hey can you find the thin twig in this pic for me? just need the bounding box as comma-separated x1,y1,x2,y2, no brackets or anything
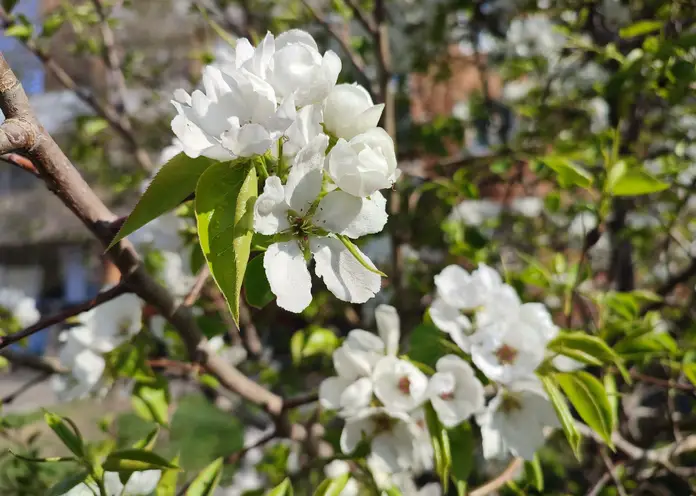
600,450,628,496
0,283,129,350
298,0,373,95
0,349,67,374
469,458,523,496
182,266,210,307
1,153,39,176
0,372,51,405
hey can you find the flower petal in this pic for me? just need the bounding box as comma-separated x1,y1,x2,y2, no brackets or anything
311,236,381,304
285,134,328,215
319,376,352,410
314,190,388,238
264,241,312,312
429,297,473,351
221,122,273,157
340,376,374,414
375,304,400,356
254,176,290,235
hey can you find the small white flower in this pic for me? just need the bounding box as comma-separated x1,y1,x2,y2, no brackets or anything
171,64,294,159
51,335,106,402
266,29,342,107
470,316,547,384
327,128,400,198
340,407,422,473
427,355,485,428
0,288,40,328
447,199,502,227
320,306,400,415
61,470,161,496
254,135,386,312
283,103,323,156
69,291,143,353
324,83,384,140
372,356,429,412
476,379,560,460
429,264,503,351
324,460,360,496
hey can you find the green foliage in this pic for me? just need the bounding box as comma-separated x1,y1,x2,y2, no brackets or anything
541,375,582,458
184,458,223,496
555,372,615,448
168,395,244,471
195,160,257,325
109,153,215,249
313,473,350,496
245,254,275,309
101,449,178,471
268,478,293,496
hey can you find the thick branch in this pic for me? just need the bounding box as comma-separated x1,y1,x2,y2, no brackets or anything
0,283,129,350
0,53,284,416
344,0,377,35
0,349,67,374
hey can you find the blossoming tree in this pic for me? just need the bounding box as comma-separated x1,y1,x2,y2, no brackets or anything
1,0,696,495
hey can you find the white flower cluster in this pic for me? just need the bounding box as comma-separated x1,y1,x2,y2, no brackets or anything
430,264,564,459
0,287,40,328
61,470,161,496
172,30,398,313
319,265,566,482
52,289,143,402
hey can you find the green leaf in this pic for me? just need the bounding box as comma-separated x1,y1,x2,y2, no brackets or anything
313,473,350,496
605,160,627,193
132,425,160,451
244,255,275,309
603,373,619,428
41,11,64,37
408,322,463,368
424,404,450,491
619,20,663,38
540,375,581,458
156,454,180,496
102,449,179,471
44,412,84,458
556,372,615,448
169,395,243,471
609,170,669,196
682,351,696,387
47,471,91,496
524,454,544,492
268,478,293,496
2,0,19,13
132,377,170,426
543,157,593,188
548,332,627,379
109,153,215,249
185,457,223,496
303,327,339,358
8,450,76,463
290,330,305,366
448,422,474,483
4,23,33,41
337,234,387,277
195,160,257,324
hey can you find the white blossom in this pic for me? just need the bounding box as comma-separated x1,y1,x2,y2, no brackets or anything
477,379,560,460
324,460,360,496
320,305,400,416
427,355,485,427
69,290,143,353
326,128,400,198
340,407,423,473
429,264,503,351
0,288,40,328
171,64,295,160
254,135,386,312
51,334,106,402
372,356,429,412
61,470,161,496
324,83,384,140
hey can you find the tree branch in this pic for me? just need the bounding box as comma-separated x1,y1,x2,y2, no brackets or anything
0,349,67,374
0,283,129,350
0,52,284,416
469,458,523,496
343,0,377,35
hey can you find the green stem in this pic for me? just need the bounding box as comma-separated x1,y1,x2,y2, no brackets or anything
255,158,269,182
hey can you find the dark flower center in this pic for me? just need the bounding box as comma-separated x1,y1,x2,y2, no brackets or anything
495,344,519,365
398,376,411,395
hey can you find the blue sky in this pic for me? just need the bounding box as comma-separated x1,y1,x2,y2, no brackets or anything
0,0,44,95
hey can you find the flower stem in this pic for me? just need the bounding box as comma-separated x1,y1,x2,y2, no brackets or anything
255,157,269,182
